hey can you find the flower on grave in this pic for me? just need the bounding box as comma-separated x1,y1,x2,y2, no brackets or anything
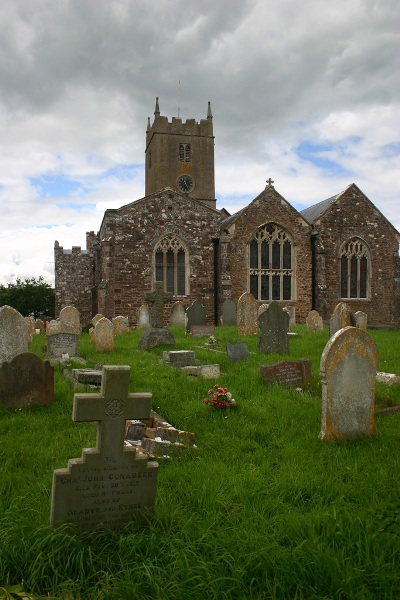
207,335,217,345
204,384,237,410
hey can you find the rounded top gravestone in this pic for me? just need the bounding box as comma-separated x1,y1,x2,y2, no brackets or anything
0,305,31,368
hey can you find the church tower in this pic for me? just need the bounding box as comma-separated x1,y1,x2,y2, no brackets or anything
145,98,216,208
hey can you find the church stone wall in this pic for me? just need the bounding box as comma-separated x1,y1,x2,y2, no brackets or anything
54,242,94,325
314,185,399,327
220,186,313,324
95,191,220,327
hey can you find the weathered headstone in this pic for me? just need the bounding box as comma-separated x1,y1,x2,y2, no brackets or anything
137,305,150,329
257,303,269,317
329,302,352,337
191,324,215,337
59,306,81,334
226,342,249,363
180,364,220,379
47,332,80,358
170,301,186,327
306,310,324,332
319,326,378,441
138,283,176,349
185,300,208,335
354,310,367,330
35,318,45,334
112,316,130,335
237,292,258,335
50,365,158,530
94,317,114,352
260,359,312,387
46,319,61,334
0,352,54,407
258,301,290,354
221,299,236,326
0,305,31,368
163,350,196,368
25,316,36,335
92,313,104,328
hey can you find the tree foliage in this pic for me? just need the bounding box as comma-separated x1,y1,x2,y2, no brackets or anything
0,276,55,318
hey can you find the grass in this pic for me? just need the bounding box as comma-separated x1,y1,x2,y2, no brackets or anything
0,325,399,599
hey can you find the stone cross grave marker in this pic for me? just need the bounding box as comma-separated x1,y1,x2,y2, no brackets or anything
319,326,378,441
145,282,173,328
51,365,158,530
329,302,352,337
0,305,31,368
221,299,236,326
237,292,258,335
258,301,290,354
185,299,207,335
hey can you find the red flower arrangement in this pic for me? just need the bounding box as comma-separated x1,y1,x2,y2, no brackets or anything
204,383,237,410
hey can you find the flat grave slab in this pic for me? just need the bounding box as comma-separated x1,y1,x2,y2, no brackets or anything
260,359,312,387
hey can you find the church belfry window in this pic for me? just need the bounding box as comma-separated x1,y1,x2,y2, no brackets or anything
340,238,370,299
155,235,188,296
178,143,192,162
248,224,294,301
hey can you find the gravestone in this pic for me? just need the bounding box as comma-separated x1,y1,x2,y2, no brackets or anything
260,359,312,387
170,301,186,327
306,310,324,332
257,303,269,317
0,352,54,407
50,365,158,530
226,342,249,363
59,306,81,334
35,319,45,334
137,305,150,329
47,332,80,358
163,350,196,368
237,292,258,335
92,314,104,328
354,310,367,330
191,325,215,337
319,326,378,441
112,316,130,335
46,319,61,334
329,302,352,337
139,283,175,349
0,305,31,368
258,301,290,354
94,317,114,352
25,316,36,335
221,299,236,326
180,364,220,379
185,300,207,335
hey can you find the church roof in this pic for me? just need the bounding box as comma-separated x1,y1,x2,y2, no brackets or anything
300,194,339,224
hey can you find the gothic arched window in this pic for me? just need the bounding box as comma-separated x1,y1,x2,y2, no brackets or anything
178,143,191,162
340,238,370,299
155,235,188,296
249,224,294,301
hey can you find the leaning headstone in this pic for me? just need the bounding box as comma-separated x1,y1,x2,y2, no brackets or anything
226,342,249,363
221,299,236,326
185,300,208,335
92,313,104,328
306,310,324,332
94,317,114,352
0,305,31,368
237,292,258,335
139,283,175,349
329,302,352,337
258,301,290,354
25,316,36,335
50,365,158,530
170,301,186,327
59,306,81,334
112,315,130,335
260,359,312,387
137,305,150,329
354,310,367,330
319,326,378,441
0,352,54,407
47,332,80,358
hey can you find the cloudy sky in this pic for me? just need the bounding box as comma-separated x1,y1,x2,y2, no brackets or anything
1,0,399,286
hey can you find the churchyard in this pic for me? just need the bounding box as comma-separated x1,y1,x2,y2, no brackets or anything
1,322,400,599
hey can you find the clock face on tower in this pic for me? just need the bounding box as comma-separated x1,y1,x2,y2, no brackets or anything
178,174,194,193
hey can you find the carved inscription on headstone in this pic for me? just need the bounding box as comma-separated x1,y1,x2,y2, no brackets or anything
260,359,312,387
46,333,79,358
51,366,158,530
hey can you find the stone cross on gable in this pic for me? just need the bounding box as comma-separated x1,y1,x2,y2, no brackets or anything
50,365,158,530
145,282,173,328
266,177,274,187
73,365,152,459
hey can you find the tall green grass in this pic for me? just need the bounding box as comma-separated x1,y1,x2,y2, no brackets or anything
0,326,399,599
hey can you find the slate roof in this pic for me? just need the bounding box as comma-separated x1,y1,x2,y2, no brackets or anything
300,194,339,224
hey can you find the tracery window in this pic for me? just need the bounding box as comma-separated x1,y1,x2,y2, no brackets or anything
155,235,188,296
249,224,293,301
178,143,192,162
340,238,370,299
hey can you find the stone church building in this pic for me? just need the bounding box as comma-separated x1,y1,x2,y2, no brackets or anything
55,99,400,328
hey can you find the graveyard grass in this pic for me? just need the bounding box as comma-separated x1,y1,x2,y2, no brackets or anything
1,326,400,599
